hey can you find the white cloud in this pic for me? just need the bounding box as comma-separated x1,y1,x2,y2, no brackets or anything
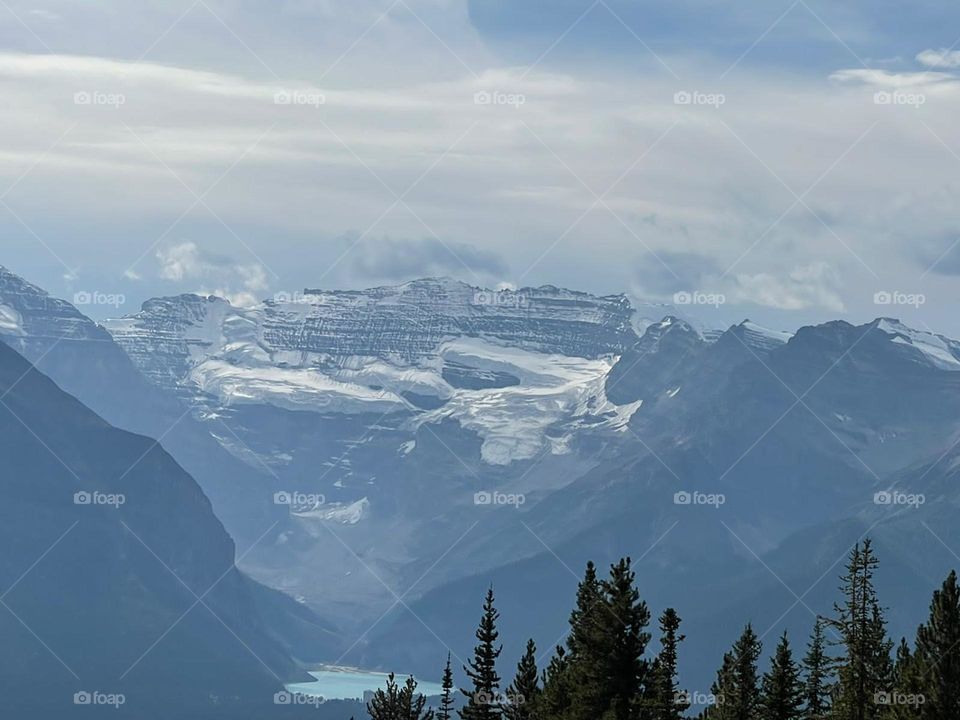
0,41,958,328
156,242,266,306
733,263,845,312
830,68,955,88
917,48,960,69
27,9,61,21
157,242,202,282
197,287,260,308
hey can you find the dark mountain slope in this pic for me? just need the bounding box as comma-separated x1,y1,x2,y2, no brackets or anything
0,265,282,553
0,340,322,718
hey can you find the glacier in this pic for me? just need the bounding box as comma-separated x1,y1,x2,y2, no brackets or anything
105,277,647,465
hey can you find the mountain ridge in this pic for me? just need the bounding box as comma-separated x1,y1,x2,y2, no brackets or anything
6,264,960,700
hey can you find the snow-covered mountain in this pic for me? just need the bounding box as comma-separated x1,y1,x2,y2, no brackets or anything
9,263,960,696
100,278,960,645
93,278,685,624
355,314,960,691
105,278,645,465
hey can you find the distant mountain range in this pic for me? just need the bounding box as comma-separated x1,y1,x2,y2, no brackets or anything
3,264,960,701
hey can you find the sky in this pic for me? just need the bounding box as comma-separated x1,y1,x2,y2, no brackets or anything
1,0,960,335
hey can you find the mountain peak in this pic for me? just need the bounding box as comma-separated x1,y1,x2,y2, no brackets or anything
641,315,697,339
0,266,108,344
870,317,960,371
715,319,794,356
0,264,51,299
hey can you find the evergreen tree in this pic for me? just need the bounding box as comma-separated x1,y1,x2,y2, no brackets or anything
600,557,652,720
368,673,435,720
563,558,652,720
914,570,960,720
460,587,503,720
537,646,571,720
706,624,762,720
760,632,804,720
439,654,456,720
881,639,924,720
566,561,609,720
646,608,689,720
825,539,893,720
504,639,539,720
701,651,735,720
567,562,601,650
730,624,763,720
802,619,832,719
868,604,895,706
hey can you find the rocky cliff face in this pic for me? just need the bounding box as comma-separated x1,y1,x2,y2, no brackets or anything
93,278,650,629
104,278,643,463
106,278,638,387
0,266,108,342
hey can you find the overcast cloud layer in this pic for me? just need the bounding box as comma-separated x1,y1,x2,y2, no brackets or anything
1,0,959,334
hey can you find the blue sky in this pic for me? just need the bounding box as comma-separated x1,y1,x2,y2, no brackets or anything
468,0,960,73
1,0,960,335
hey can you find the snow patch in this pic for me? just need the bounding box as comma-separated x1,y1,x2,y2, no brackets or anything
876,319,960,371
0,304,23,335
190,360,405,412
741,321,794,344
294,497,369,524
417,338,625,465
